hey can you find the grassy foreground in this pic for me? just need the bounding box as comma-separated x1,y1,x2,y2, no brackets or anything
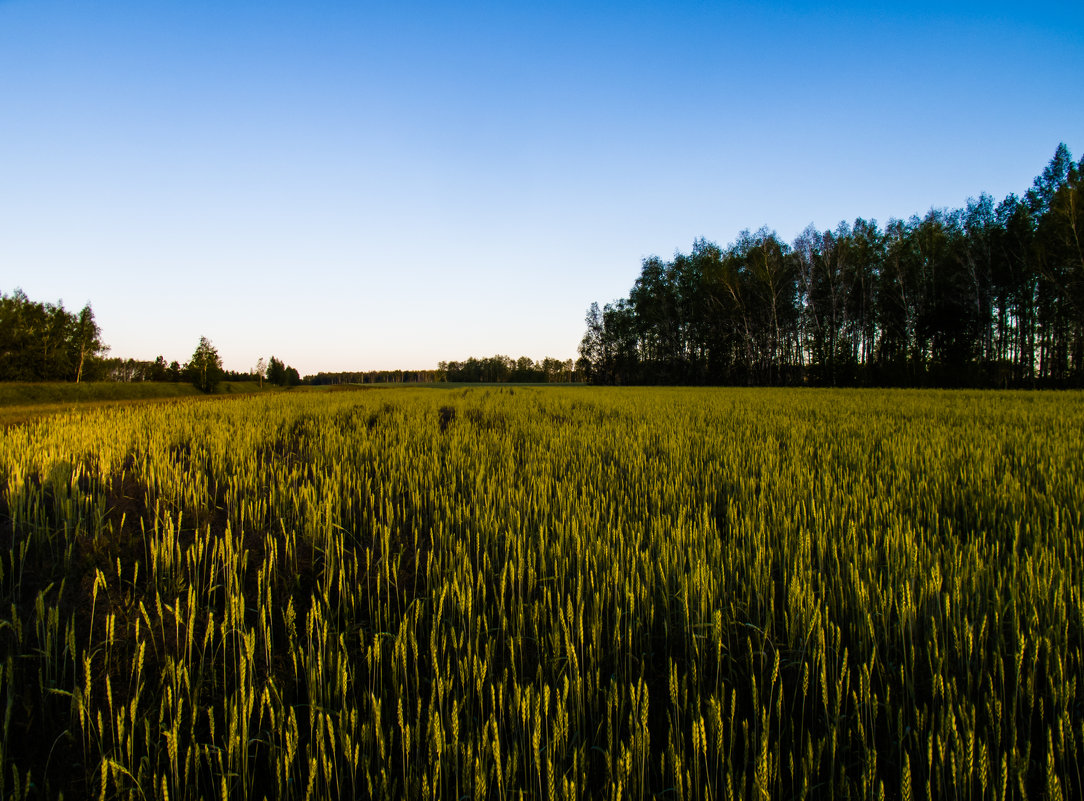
1,387,1082,799
0,381,291,427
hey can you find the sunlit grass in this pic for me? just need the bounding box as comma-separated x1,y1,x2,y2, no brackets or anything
0,381,304,428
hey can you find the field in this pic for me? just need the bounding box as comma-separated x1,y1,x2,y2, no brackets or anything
1,386,1082,800
0,381,291,429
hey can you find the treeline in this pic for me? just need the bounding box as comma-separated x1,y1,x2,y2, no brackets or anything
104,353,300,388
439,355,578,383
105,350,302,393
309,370,443,385
579,144,1084,387
0,290,106,382
310,356,579,385
0,292,303,394
101,355,210,383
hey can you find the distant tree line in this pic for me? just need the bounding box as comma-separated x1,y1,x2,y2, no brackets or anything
579,145,1084,387
308,369,443,385
105,352,300,388
0,297,304,394
118,348,302,393
0,290,106,382
99,357,181,383
309,357,579,385
85,338,229,392
439,355,578,383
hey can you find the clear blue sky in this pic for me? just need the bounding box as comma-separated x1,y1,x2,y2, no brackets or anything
3,0,1082,374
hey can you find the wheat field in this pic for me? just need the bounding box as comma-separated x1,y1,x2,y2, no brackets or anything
1,386,1081,800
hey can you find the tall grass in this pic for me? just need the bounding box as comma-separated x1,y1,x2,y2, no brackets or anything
1,386,1081,799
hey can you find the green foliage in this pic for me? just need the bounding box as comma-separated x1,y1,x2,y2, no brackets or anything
438,355,578,383
0,289,107,381
1,386,1082,799
581,144,1084,387
267,355,301,387
187,336,223,393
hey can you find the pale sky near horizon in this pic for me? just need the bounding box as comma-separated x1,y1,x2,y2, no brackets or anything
2,0,1082,374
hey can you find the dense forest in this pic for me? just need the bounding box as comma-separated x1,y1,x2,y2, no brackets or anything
579,145,1084,387
0,290,106,382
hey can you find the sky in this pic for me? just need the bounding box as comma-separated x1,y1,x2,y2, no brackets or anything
2,1,1082,374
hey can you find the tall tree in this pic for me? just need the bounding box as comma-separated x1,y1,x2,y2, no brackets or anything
69,303,105,382
253,357,267,389
577,302,607,383
188,336,223,393
267,356,285,386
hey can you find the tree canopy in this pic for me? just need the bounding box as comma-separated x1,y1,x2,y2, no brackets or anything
579,144,1084,388
0,290,107,381
266,356,301,387
188,336,224,393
